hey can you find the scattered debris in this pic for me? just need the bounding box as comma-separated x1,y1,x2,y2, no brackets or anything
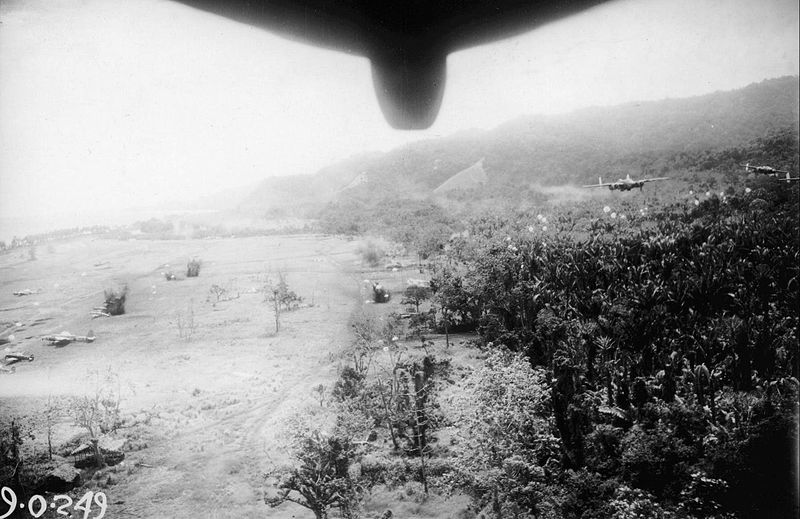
42,331,96,347
13,288,40,296
91,307,111,318
71,442,126,468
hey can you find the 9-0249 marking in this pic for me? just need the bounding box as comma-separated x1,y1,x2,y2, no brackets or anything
2,487,107,519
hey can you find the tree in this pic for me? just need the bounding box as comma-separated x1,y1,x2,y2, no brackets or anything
429,266,475,348
43,394,61,461
265,430,362,519
0,417,32,492
69,368,123,467
401,284,431,314
449,350,558,517
377,355,438,493
262,271,302,334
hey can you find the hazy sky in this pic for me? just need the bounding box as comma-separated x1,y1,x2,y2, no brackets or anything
0,0,798,237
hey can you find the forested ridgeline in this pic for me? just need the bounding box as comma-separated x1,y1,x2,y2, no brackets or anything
240,76,798,219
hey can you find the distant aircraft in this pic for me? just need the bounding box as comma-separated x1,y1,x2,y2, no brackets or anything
740,162,789,176
42,331,96,347
4,353,34,366
13,288,40,296
583,174,669,192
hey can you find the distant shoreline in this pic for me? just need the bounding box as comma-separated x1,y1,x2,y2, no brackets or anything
0,208,224,243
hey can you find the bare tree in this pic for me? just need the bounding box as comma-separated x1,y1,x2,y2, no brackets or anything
262,270,302,334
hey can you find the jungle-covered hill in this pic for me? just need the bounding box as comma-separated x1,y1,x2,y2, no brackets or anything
236,76,798,217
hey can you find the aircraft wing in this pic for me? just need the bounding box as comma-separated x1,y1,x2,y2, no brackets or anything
173,0,609,129
640,177,669,183
582,182,617,188
42,335,72,342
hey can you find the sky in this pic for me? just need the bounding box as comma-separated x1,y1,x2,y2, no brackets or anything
0,0,798,238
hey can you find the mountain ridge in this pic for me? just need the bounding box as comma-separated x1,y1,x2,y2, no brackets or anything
234,75,799,217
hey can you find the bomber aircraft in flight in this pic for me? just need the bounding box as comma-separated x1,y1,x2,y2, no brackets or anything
740,162,790,176
583,174,669,192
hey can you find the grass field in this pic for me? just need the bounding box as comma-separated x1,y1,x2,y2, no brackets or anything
1,233,479,519
0,234,382,518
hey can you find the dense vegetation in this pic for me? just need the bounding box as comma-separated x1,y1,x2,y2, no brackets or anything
319,196,458,259
259,162,799,519
423,180,798,517
260,77,800,519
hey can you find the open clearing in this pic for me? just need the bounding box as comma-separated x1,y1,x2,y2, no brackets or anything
0,234,381,518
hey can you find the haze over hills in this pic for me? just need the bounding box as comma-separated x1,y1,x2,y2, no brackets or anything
227,76,799,218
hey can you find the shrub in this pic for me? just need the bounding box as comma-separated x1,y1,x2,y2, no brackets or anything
207,280,240,307
608,485,671,519
187,258,201,277
332,366,367,402
585,424,624,476
705,395,798,517
540,469,619,519
620,422,696,496
175,300,198,341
